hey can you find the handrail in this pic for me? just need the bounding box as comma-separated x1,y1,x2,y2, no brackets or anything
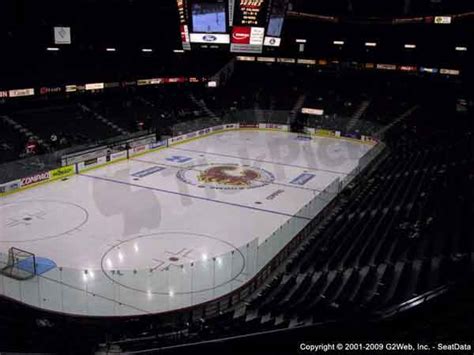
371,284,450,319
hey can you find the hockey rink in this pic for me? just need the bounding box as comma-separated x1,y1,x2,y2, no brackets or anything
0,130,375,315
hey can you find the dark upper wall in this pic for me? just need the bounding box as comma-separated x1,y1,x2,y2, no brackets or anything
0,0,471,88
292,0,474,17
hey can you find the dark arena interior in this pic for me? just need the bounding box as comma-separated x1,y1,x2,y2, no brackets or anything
0,1,473,354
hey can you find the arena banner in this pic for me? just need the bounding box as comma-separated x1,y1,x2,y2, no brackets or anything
297,59,316,65
78,156,107,171
97,156,107,166
399,65,418,72
168,134,187,145
85,158,99,166
9,88,35,98
341,132,361,140
197,128,211,136
315,129,335,137
50,165,75,179
224,123,239,130
0,179,21,194
110,150,127,161
85,82,105,91
236,56,256,61
149,140,168,150
168,136,182,145
130,144,148,156
137,79,153,86
257,57,276,63
264,123,286,130
40,86,62,95
62,147,109,166
65,85,77,93
260,123,284,130
434,16,452,24
212,125,224,132
376,64,397,71
440,68,460,76
21,171,51,187
240,123,258,129
302,107,324,116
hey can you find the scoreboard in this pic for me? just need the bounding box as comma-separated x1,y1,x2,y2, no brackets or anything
176,0,191,50
230,0,267,53
177,0,289,53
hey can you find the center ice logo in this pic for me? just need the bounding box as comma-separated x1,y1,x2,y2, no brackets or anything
177,163,275,190
199,165,260,187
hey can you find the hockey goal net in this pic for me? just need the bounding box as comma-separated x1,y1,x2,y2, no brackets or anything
0,247,37,280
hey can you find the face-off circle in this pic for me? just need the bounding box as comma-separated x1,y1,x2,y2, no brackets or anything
0,200,89,243
101,231,246,295
177,163,275,190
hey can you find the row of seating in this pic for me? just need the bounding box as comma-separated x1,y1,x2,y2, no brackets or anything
0,119,27,162
0,89,210,163
0,67,422,165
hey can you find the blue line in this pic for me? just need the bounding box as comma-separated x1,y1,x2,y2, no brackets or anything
131,157,323,193
79,173,312,221
169,146,352,177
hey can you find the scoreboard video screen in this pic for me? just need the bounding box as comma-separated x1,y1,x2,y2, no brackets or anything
177,0,289,53
264,0,288,47
192,3,227,33
181,0,231,49
267,16,284,37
